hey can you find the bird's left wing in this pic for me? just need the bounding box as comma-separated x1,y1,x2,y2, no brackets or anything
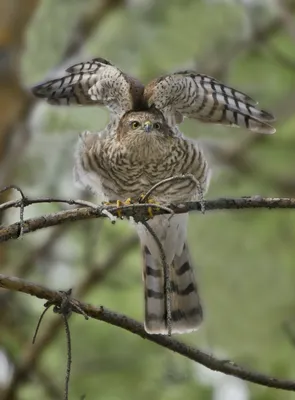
144,70,275,134
31,58,144,117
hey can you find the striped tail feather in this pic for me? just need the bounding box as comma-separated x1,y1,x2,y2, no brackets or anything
142,243,203,334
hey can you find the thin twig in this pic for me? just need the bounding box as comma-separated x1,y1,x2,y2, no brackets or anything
32,303,54,344
62,314,72,400
53,290,73,400
142,221,172,336
33,292,74,400
0,184,26,200
101,208,117,224
140,175,196,203
0,184,28,237
0,196,100,213
33,290,84,400
76,199,118,223
70,299,89,320
72,199,101,209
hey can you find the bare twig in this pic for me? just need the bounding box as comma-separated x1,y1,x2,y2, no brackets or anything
140,175,195,203
0,184,28,236
52,290,74,400
101,208,117,224
33,289,84,400
32,303,54,344
0,273,295,391
32,289,85,400
62,313,71,400
0,184,26,200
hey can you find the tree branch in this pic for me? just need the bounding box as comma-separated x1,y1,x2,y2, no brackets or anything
1,234,137,399
1,196,295,243
0,273,294,392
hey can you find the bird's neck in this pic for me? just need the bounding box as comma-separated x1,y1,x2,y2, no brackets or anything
120,133,173,160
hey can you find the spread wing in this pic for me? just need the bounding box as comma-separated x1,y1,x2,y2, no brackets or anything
31,58,145,117
144,70,276,134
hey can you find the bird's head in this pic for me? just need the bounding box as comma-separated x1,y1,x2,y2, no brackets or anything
117,110,172,141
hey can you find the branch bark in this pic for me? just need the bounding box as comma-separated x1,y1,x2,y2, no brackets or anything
0,273,294,392
1,196,295,243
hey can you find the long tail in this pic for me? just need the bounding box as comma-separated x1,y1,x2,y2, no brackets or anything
142,242,203,334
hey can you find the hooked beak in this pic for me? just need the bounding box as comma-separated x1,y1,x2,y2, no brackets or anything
143,121,152,133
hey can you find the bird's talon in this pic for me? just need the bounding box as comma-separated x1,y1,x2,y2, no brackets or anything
116,200,123,218
103,198,133,218
138,194,161,219
147,206,154,219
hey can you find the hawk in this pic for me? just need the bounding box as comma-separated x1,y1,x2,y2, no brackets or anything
32,57,275,335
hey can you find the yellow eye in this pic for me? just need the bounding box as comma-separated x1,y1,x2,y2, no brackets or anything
153,122,162,130
131,121,140,129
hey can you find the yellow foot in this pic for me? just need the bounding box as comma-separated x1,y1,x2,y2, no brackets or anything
138,194,160,219
102,198,132,218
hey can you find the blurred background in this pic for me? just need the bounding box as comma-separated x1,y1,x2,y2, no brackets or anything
0,0,295,399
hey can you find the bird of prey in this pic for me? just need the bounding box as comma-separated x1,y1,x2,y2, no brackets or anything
32,57,275,335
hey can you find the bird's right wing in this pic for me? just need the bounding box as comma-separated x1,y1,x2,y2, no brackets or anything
31,57,144,117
